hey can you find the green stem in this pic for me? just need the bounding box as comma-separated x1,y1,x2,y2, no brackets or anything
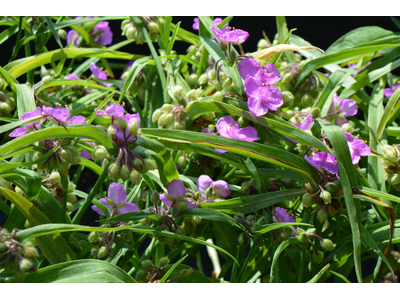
72,160,110,224
223,167,237,180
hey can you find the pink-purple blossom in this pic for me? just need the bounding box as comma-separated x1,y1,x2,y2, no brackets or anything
329,93,358,126
42,106,85,125
9,107,45,137
238,58,281,85
293,114,313,131
305,151,339,175
96,102,125,119
215,116,259,153
90,62,113,87
211,26,249,44
160,179,195,209
273,207,296,223
244,77,283,117
91,182,139,216
384,83,400,98
344,131,370,164
196,174,231,198
193,17,228,31
91,21,113,46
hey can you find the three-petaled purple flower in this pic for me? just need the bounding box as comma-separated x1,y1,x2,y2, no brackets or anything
96,102,125,119
305,151,339,175
90,62,113,87
211,26,249,44
67,17,113,46
196,174,231,198
193,17,228,31
215,116,259,153
9,107,46,137
92,183,139,216
293,114,313,131
329,93,357,126
43,106,85,125
344,131,370,164
160,179,195,209
384,83,400,98
273,207,296,223
238,58,283,117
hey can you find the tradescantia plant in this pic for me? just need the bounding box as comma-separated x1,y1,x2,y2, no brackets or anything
1,15,400,284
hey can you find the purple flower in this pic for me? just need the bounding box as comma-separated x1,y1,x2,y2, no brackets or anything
114,113,140,143
9,107,45,137
91,21,113,46
201,128,214,135
67,30,80,46
196,174,231,198
238,58,281,85
42,106,86,125
90,62,113,87
193,17,228,31
329,93,358,126
211,26,249,44
96,102,125,119
80,149,92,160
344,131,370,164
215,116,259,153
305,151,338,175
244,77,283,117
160,179,195,209
273,207,295,223
384,83,400,98
293,114,313,131
91,183,139,216
67,73,79,81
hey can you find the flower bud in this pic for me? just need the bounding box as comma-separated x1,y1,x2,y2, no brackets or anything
257,39,269,50
195,88,204,99
317,209,327,224
177,156,187,169
281,110,294,120
66,202,74,211
67,193,77,203
159,256,169,267
381,145,397,163
284,226,295,235
88,231,99,243
129,119,139,135
173,85,183,97
24,245,39,259
135,29,145,45
341,123,354,133
208,70,217,81
177,200,189,211
320,239,334,251
281,91,294,103
117,116,128,132
222,77,232,88
198,74,209,86
219,42,227,52
164,112,174,125
391,173,400,185
282,73,292,86
301,94,313,107
42,75,51,85
186,75,197,89
144,159,156,171
92,145,109,161
141,259,153,269
49,171,61,184
238,233,248,246
19,258,36,273
229,50,237,63
151,191,160,204
212,91,224,102
120,164,131,182
148,21,159,34
310,107,320,118
252,223,261,231
98,246,110,258
152,109,163,122
136,269,147,282
214,81,223,91
320,189,331,205
313,251,324,264
108,163,120,181
302,193,314,207
130,169,141,185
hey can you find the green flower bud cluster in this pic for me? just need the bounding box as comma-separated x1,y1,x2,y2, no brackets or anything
381,144,400,190
0,91,15,117
121,17,164,45
152,103,187,130
41,171,77,209
0,229,38,282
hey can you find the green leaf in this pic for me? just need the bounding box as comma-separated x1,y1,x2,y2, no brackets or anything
162,263,213,283
254,222,313,235
159,254,188,283
0,188,76,264
326,26,397,54
307,263,331,283
376,83,400,142
43,17,63,49
270,239,290,279
198,189,306,214
329,270,351,283
175,208,244,229
22,259,136,283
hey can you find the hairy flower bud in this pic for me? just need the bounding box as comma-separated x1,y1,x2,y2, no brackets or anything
120,164,131,182
341,123,354,133
148,21,159,34
88,231,99,243
130,169,141,185
313,251,324,264
67,193,77,203
144,159,156,171
159,256,169,267
302,193,314,207
214,81,223,91
208,70,217,81
49,171,61,184
212,91,224,102
152,109,163,122
19,259,36,273
108,163,120,181
222,77,232,88
141,259,153,269
198,74,209,86
320,239,334,251
24,244,39,259
317,209,327,224
320,189,331,205
97,246,110,259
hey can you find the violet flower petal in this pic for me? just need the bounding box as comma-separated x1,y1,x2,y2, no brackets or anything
274,207,295,223
196,175,213,195
167,179,186,199
107,183,126,204
213,180,231,197
117,202,139,215
238,58,260,80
